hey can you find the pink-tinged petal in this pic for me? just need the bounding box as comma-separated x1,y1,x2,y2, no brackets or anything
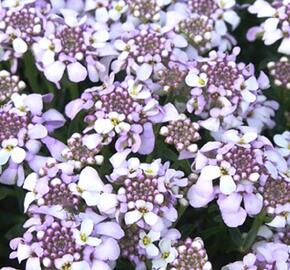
218,193,242,213
220,175,236,195
25,140,41,154
24,94,43,115
136,63,153,81
138,123,155,155
95,222,124,239
244,193,263,215
28,155,49,172
65,99,85,119
41,136,66,161
44,61,65,83
92,261,111,270
187,181,214,207
42,109,66,131
0,166,18,185
28,124,48,139
94,238,120,260
124,210,142,225
221,207,247,227
162,103,179,122
67,62,87,82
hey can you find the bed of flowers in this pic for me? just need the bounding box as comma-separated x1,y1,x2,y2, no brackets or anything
0,0,289,269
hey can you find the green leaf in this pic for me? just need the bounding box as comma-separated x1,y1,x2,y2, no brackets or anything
0,186,14,200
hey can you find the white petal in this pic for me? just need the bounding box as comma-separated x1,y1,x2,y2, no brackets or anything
87,236,102,246
44,61,66,83
13,38,28,53
24,192,36,212
79,166,104,191
82,191,100,206
278,38,290,55
136,63,153,81
266,215,286,228
81,219,94,235
220,175,236,195
72,261,90,270
0,149,10,165
144,212,158,226
17,244,31,263
23,173,38,191
11,147,26,164
200,165,221,180
146,244,159,257
200,117,220,132
67,62,87,82
124,210,142,225
26,257,41,270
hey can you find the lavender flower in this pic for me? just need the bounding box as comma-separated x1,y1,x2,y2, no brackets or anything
65,76,178,155
222,241,289,270
168,0,240,52
0,70,26,103
33,8,113,84
248,0,290,55
0,0,49,56
0,93,65,186
109,152,188,230
10,213,124,270
185,48,276,132
187,129,283,227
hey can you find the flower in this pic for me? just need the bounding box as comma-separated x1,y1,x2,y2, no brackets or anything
268,57,290,89
73,219,102,246
125,200,159,226
139,230,160,257
0,138,25,165
152,239,177,269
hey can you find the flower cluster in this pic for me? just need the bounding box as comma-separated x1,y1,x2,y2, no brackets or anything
268,56,290,89
0,93,64,186
248,0,290,55
185,48,278,132
66,76,178,155
11,160,123,269
187,128,289,227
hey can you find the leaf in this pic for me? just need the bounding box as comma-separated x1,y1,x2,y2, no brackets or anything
228,228,243,250
0,186,14,200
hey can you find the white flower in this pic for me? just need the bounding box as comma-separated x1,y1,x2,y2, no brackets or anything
11,93,43,115
73,219,102,246
128,79,151,99
109,1,128,21
0,138,26,165
199,162,237,195
139,230,160,257
236,76,259,103
274,132,290,157
140,160,160,176
84,29,109,49
124,200,159,226
55,255,90,270
69,167,118,212
185,72,208,87
222,130,258,146
152,239,178,269
94,112,130,134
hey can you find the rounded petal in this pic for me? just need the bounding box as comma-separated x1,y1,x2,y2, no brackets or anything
44,61,66,83
67,62,87,82
13,38,28,53
136,63,153,81
0,149,10,165
220,175,236,195
11,147,26,164
81,219,94,235
124,210,142,225
28,124,48,139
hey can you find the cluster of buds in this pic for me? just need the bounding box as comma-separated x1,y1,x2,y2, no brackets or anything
185,48,276,132
61,133,104,170
0,70,26,103
248,0,290,55
0,93,65,186
170,237,212,270
187,129,287,227
268,57,290,89
65,76,178,155
160,114,200,159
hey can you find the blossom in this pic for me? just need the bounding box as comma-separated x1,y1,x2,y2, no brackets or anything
73,219,102,246
0,138,26,165
268,57,290,89
139,230,160,257
152,239,177,269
